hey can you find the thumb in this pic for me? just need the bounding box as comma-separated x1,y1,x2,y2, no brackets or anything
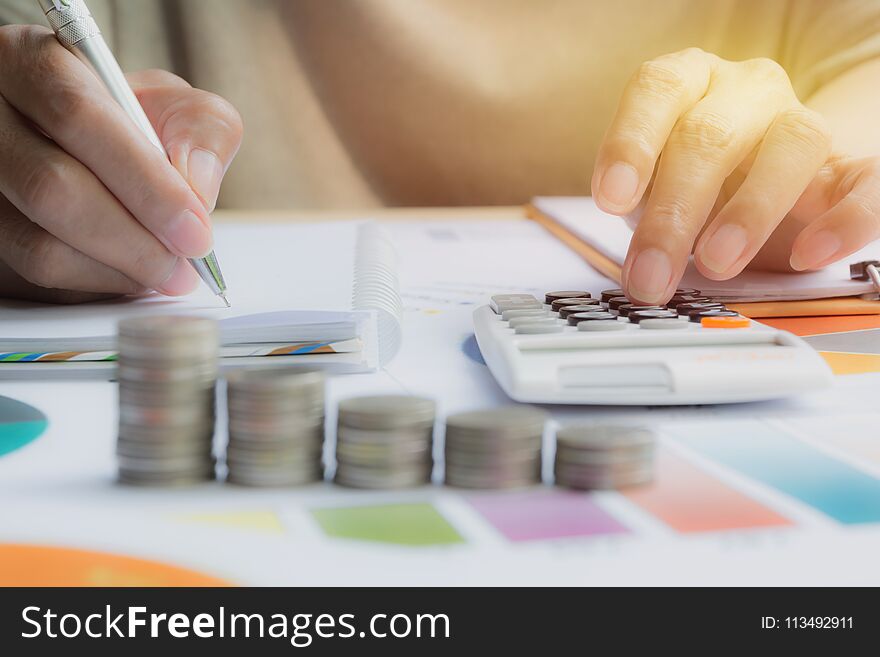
127,70,243,212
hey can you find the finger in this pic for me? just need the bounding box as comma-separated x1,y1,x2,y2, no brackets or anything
0,259,120,304
129,70,243,211
592,48,713,214
0,26,214,258
622,80,787,304
790,158,880,270
0,202,144,295
693,107,831,279
0,96,197,295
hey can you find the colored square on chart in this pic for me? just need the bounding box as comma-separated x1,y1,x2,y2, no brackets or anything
466,490,629,542
310,503,464,546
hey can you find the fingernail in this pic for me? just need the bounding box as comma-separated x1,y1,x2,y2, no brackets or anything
700,224,748,274
187,148,223,212
156,258,199,296
791,230,842,270
166,209,213,257
599,162,640,210
627,247,672,303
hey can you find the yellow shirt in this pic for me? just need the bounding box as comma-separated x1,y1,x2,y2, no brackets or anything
3,0,880,209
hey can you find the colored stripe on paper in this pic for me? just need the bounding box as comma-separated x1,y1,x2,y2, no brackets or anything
467,490,629,542
622,448,791,533
669,421,880,525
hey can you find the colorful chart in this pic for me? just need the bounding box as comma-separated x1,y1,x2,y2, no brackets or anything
0,544,231,586
310,503,464,546
0,395,48,457
669,421,880,525
760,316,880,375
467,490,628,542
623,449,792,534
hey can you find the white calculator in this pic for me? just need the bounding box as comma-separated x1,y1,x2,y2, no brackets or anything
473,289,833,406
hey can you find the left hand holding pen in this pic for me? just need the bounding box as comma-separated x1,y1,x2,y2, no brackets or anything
592,48,880,304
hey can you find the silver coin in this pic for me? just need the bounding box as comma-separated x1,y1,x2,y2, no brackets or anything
228,416,323,436
226,470,322,488
445,407,546,436
336,441,432,462
226,367,325,395
334,466,432,490
555,468,654,491
555,446,655,466
118,315,218,340
444,471,540,490
556,424,655,451
335,425,433,446
337,395,436,430
118,470,215,487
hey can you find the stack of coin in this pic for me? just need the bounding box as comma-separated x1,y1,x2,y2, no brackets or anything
335,395,435,489
225,368,326,487
116,316,219,486
554,424,656,490
444,407,546,489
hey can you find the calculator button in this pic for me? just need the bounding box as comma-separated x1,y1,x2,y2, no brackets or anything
639,318,688,330
516,323,564,334
629,309,679,323
600,288,626,303
558,301,602,318
545,291,591,304
551,298,594,312
677,301,725,315
508,316,557,329
567,311,617,325
701,316,751,329
577,320,626,331
607,296,631,312
689,309,739,322
667,295,713,310
673,288,701,296
491,295,542,313
501,308,549,321
619,304,665,317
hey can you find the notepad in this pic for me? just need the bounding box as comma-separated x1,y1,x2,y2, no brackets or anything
0,221,402,380
531,196,879,302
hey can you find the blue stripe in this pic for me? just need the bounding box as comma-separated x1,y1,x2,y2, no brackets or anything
670,420,880,525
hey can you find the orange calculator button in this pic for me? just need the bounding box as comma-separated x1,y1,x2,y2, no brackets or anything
701,316,751,329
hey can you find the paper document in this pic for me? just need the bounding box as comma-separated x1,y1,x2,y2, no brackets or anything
532,196,879,302
0,221,402,379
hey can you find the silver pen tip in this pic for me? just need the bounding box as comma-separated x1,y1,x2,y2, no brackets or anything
219,293,230,308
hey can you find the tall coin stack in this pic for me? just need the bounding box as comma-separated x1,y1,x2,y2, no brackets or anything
116,316,219,486
225,368,326,487
554,424,656,490
335,395,435,489
444,407,546,489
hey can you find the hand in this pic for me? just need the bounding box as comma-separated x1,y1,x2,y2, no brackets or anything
592,48,880,304
0,25,243,303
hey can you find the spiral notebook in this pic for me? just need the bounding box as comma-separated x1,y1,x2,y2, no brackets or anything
0,221,403,380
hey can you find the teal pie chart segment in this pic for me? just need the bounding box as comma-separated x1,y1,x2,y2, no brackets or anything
0,396,48,457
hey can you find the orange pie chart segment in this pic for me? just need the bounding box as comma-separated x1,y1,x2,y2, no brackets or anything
0,544,232,587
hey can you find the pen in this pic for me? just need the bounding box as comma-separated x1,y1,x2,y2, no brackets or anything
36,0,230,307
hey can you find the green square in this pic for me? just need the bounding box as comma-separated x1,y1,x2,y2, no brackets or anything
310,503,464,546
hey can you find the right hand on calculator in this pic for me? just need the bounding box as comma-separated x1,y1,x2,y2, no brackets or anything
0,25,242,303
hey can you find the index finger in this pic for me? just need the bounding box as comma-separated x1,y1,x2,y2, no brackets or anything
0,27,213,259
592,48,713,214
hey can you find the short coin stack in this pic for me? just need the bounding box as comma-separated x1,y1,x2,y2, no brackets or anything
335,395,435,489
444,407,546,489
225,368,326,487
116,316,219,486
554,424,656,490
